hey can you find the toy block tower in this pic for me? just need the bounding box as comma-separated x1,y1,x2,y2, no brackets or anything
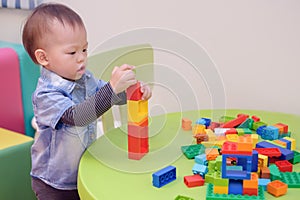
127,81,149,160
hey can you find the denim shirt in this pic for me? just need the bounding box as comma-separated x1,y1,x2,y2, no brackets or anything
31,67,106,190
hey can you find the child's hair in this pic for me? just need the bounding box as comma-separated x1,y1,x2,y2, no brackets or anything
22,3,85,64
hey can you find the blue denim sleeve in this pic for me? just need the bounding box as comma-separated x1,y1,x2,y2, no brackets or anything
33,89,74,129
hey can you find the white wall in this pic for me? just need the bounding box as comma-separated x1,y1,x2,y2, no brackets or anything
1,0,299,116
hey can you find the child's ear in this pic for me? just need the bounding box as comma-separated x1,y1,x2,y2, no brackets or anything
34,49,49,66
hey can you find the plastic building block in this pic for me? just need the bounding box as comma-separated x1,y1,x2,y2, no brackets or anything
283,137,296,151
260,126,279,140
152,166,176,188
256,141,294,160
206,148,220,160
237,118,253,129
195,154,207,165
275,160,293,172
192,163,208,176
258,154,268,168
243,187,258,196
214,185,228,194
260,166,270,179
214,173,229,186
289,150,300,164
174,195,194,200
181,144,205,159
251,115,260,122
280,172,300,188
250,134,259,148
219,116,235,123
279,138,291,150
273,123,288,133
259,178,271,191
222,154,252,180
196,117,211,127
221,114,248,128
224,128,237,135
252,121,267,131
206,184,265,200
237,136,253,153
221,141,252,155
183,174,204,187
254,148,281,158
194,133,208,144
182,118,192,131
192,124,206,135
268,164,281,181
267,180,287,197
126,82,142,100
243,172,258,189
127,100,148,123
207,121,222,130
256,125,266,136
228,179,243,195
226,134,238,142
251,150,258,172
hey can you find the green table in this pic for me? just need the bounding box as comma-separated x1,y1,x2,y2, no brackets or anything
78,110,300,200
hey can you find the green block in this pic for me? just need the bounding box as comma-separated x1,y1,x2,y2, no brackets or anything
206,184,265,200
208,160,217,172
175,195,194,200
219,116,235,123
280,172,300,188
289,150,300,164
181,144,205,159
252,121,267,131
236,128,245,136
269,164,281,181
238,118,253,129
215,155,222,171
214,172,229,186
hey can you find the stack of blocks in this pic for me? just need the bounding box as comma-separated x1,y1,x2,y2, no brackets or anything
127,82,149,160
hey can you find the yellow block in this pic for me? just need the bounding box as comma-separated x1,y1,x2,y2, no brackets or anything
213,185,228,194
202,140,224,148
258,154,268,168
251,134,259,148
283,137,296,151
205,129,216,141
0,128,33,150
192,124,206,135
226,134,238,142
127,100,148,123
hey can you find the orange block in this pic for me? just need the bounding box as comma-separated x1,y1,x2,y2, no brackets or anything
205,148,219,160
182,118,192,130
260,166,270,179
267,180,288,197
237,136,253,152
243,173,258,189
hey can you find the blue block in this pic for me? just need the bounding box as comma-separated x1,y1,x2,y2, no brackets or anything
261,126,279,140
196,118,211,127
252,150,258,172
195,154,207,165
222,154,252,180
152,166,176,188
279,138,292,150
256,141,294,160
192,163,208,176
258,178,271,191
228,179,243,195
256,125,267,136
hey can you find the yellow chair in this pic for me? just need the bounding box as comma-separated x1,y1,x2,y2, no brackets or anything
87,44,154,133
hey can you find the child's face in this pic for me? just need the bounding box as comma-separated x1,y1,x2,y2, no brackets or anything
43,20,88,80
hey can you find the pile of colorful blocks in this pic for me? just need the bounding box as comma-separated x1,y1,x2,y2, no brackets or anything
181,113,300,199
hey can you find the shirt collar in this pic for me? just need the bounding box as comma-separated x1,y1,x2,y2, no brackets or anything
40,67,91,93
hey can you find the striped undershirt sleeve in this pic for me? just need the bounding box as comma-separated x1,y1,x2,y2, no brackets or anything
59,82,127,127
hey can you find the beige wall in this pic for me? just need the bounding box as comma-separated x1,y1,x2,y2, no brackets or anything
1,0,299,116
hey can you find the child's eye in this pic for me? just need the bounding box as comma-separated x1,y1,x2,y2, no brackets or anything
68,51,76,55
83,49,87,53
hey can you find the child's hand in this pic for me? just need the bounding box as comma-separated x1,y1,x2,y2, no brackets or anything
140,82,152,100
110,64,137,94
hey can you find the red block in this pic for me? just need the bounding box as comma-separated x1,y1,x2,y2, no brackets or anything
207,122,222,130
221,141,252,155
126,82,143,100
128,124,149,160
243,188,258,196
251,115,260,122
225,128,237,135
275,160,293,172
254,148,281,158
184,174,205,187
221,115,248,128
